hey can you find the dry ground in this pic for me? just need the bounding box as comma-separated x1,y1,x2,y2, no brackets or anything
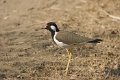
0,0,120,80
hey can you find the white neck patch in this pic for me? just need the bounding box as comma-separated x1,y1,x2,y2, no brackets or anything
50,25,56,31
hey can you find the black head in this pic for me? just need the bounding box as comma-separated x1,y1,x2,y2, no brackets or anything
42,22,60,39
42,22,59,32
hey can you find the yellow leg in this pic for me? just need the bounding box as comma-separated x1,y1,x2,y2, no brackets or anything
65,48,72,75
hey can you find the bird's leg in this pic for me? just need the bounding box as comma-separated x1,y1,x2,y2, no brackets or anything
65,48,72,75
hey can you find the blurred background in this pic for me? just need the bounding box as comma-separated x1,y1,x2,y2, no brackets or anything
0,0,120,80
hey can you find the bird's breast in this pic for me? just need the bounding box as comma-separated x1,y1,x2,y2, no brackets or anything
53,32,68,47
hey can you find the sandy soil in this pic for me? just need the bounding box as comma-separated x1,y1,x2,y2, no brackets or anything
0,0,120,80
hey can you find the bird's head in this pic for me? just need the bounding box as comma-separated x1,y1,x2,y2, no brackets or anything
42,22,59,32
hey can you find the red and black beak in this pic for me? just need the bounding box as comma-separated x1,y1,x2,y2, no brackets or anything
41,25,49,29
41,27,47,29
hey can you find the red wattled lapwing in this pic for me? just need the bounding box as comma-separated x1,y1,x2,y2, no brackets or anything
42,22,102,75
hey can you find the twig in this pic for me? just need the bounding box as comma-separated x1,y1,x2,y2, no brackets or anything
99,8,120,21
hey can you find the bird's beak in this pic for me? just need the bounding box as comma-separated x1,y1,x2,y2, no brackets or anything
41,27,47,29
41,25,48,30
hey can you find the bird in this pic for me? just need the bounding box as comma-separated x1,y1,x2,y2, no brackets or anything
42,22,102,75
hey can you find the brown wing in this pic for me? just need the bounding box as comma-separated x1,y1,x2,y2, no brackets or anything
56,31,92,45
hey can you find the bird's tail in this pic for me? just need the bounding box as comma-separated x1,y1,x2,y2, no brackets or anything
88,39,102,43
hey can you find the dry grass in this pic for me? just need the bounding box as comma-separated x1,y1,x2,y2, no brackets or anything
0,0,120,80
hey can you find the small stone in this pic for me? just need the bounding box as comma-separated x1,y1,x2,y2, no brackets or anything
70,74,77,80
